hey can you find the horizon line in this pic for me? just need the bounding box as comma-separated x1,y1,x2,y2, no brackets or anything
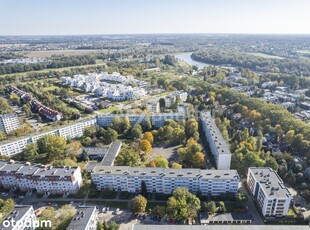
1,32,310,37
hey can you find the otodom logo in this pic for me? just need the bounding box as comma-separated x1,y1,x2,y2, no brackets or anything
2,219,52,229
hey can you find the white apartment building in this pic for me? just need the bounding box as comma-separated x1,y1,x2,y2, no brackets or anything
146,101,160,113
200,110,232,170
67,206,98,230
0,161,82,195
0,114,20,134
164,95,176,108
0,205,36,230
91,166,239,196
62,72,146,101
97,113,185,129
247,167,292,217
172,91,188,102
0,116,96,156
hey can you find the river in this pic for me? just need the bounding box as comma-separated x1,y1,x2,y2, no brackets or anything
174,52,211,69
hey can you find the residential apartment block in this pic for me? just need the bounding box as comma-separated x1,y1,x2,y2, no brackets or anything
0,114,20,134
164,95,176,108
146,101,160,113
0,116,96,156
0,161,83,195
200,110,232,170
0,205,36,230
97,113,185,128
62,72,146,101
247,167,292,217
67,206,98,230
6,85,63,122
172,90,188,102
91,166,239,196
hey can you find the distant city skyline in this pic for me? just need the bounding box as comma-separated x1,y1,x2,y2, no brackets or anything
1,0,310,35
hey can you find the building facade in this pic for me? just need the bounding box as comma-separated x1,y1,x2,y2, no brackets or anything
97,113,185,129
0,116,96,156
0,161,83,195
0,114,20,134
0,205,36,230
91,166,239,196
67,206,98,230
146,102,160,113
247,167,291,217
200,110,232,170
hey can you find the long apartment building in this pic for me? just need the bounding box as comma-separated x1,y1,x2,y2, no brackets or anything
67,206,98,230
91,166,239,196
200,110,232,170
0,161,83,195
0,113,20,134
247,167,292,217
97,113,185,128
0,205,36,230
0,116,96,156
0,112,183,156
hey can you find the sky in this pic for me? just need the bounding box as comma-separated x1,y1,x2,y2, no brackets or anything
1,0,310,35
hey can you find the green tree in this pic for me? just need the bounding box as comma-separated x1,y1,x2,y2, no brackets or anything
131,125,143,139
202,201,217,214
20,143,38,162
115,148,140,167
37,135,67,162
140,181,148,198
166,188,201,221
131,195,147,214
217,201,227,213
146,155,169,168
265,157,279,171
171,162,182,169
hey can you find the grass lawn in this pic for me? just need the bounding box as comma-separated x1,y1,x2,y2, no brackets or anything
98,105,118,114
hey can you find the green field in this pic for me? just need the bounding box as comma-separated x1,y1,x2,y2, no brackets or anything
248,52,283,59
98,105,119,114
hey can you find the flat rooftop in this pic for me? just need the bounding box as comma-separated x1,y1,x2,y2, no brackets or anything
200,110,231,155
249,167,291,198
0,205,33,230
134,225,309,230
67,206,96,230
92,166,239,180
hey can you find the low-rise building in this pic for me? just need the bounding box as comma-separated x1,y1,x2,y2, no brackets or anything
0,161,83,195
0,114,20,134
91,166,239,196
0,205,36,230
200,111,232,170
247,167,291,217
67,206,98,230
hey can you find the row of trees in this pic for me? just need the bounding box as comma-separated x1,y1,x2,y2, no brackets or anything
192,49,310,76
132,188,201,223
17,135,81,165
0,55,96,75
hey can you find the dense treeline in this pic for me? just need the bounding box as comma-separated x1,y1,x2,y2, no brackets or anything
0,55,96,75
192,49,310,76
